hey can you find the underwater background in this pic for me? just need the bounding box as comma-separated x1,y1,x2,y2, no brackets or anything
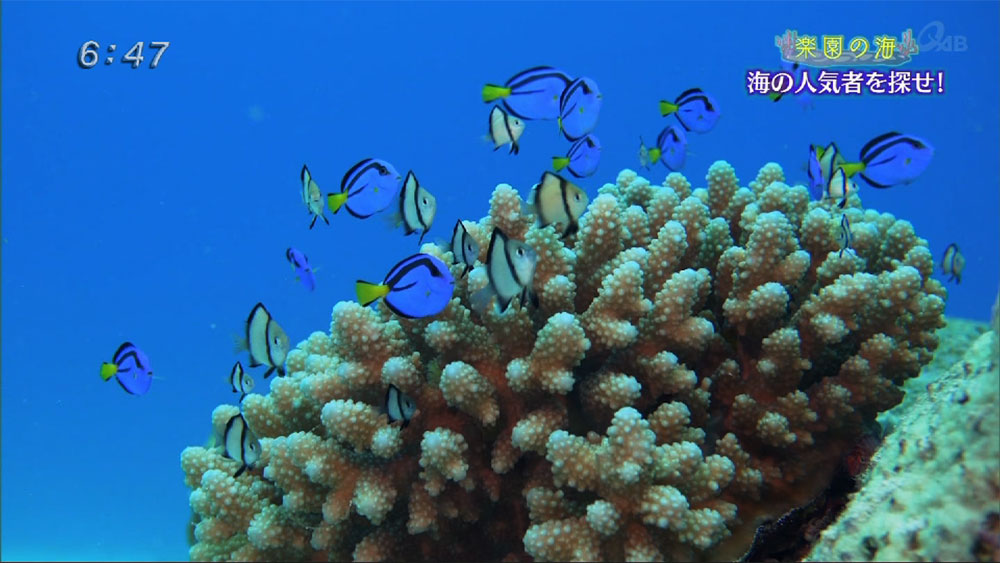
1,1,997,561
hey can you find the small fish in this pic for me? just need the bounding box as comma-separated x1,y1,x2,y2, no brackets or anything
655,125,687,171
807,145,825,201
481,66,571,121
469,228,538,314
100,342,153,395
286,247,316,291
387,171,436,246
941,243,965,283
770,60,815,110
488,105,525,155
242,302,289,379
558,77,602,141
815,142,863,183
223,413,261,478
552,134,601,178
857,132,934,188
356,253,456,319
385,384,417,428
527,171,589,238
229,361,254,403
450,219,479,277
837,214,854,258
300,165,329,229
326,158,403,219
638,136,653,169
826,167,856,209
659,88,720,133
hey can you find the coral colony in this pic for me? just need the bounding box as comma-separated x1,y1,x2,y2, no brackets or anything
182,162,946,561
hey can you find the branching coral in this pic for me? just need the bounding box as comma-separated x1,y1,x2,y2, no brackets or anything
181,162,945,561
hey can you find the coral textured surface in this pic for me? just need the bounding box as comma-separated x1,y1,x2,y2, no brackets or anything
807,328,1000,562
181,163,946,561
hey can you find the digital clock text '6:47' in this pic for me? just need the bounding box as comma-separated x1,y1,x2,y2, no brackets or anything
78,41,170,69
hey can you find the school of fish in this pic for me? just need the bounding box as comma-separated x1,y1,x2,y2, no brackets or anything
100,60,958,481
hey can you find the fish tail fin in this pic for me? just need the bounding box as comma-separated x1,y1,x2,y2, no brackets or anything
841,161,866,178
383,210,404,230
552,157,570,171
100,363,118,381
356,281,390,306
232,334,248,354
469,285,495,316
659,100,678,116
481,84,510,102
649,148,662,165
326,192,348,214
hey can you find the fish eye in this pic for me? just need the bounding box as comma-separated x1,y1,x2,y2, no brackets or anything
422,198,429,205
517,248,524,256
574,194,581,201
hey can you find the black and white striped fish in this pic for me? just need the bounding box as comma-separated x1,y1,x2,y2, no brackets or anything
487,105,524,155
450,219,480,277
300,164,329,229
391,170,437,246
527,171,589,237
826,166,856,209
243,303,289,379
223,413,261,478
385,384,416,428
469,228,538,314
838,214,854,258
228,361,254,403
941,243,965,283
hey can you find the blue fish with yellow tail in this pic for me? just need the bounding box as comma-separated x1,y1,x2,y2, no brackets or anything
101,342,153,395
482,66,571,121
558,77,602,141
856,132,934,188
660,88,720,133
326,158,402,219
656,125,687,171
553,134,601,178
357,253,455,319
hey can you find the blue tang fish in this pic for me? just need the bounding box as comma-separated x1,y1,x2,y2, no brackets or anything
660,88,720,133
807,145,825,200
656,125,687,171
552,134,601,178
101,341,153,395
638,126,686,171
326,158,402,219
856,132,934,188
286,247,316,291
558,77,602,141
482,66,571,121
770,59,815,110
356,253,455,319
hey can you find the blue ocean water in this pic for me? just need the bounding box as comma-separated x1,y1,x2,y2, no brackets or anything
1,1,996,560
